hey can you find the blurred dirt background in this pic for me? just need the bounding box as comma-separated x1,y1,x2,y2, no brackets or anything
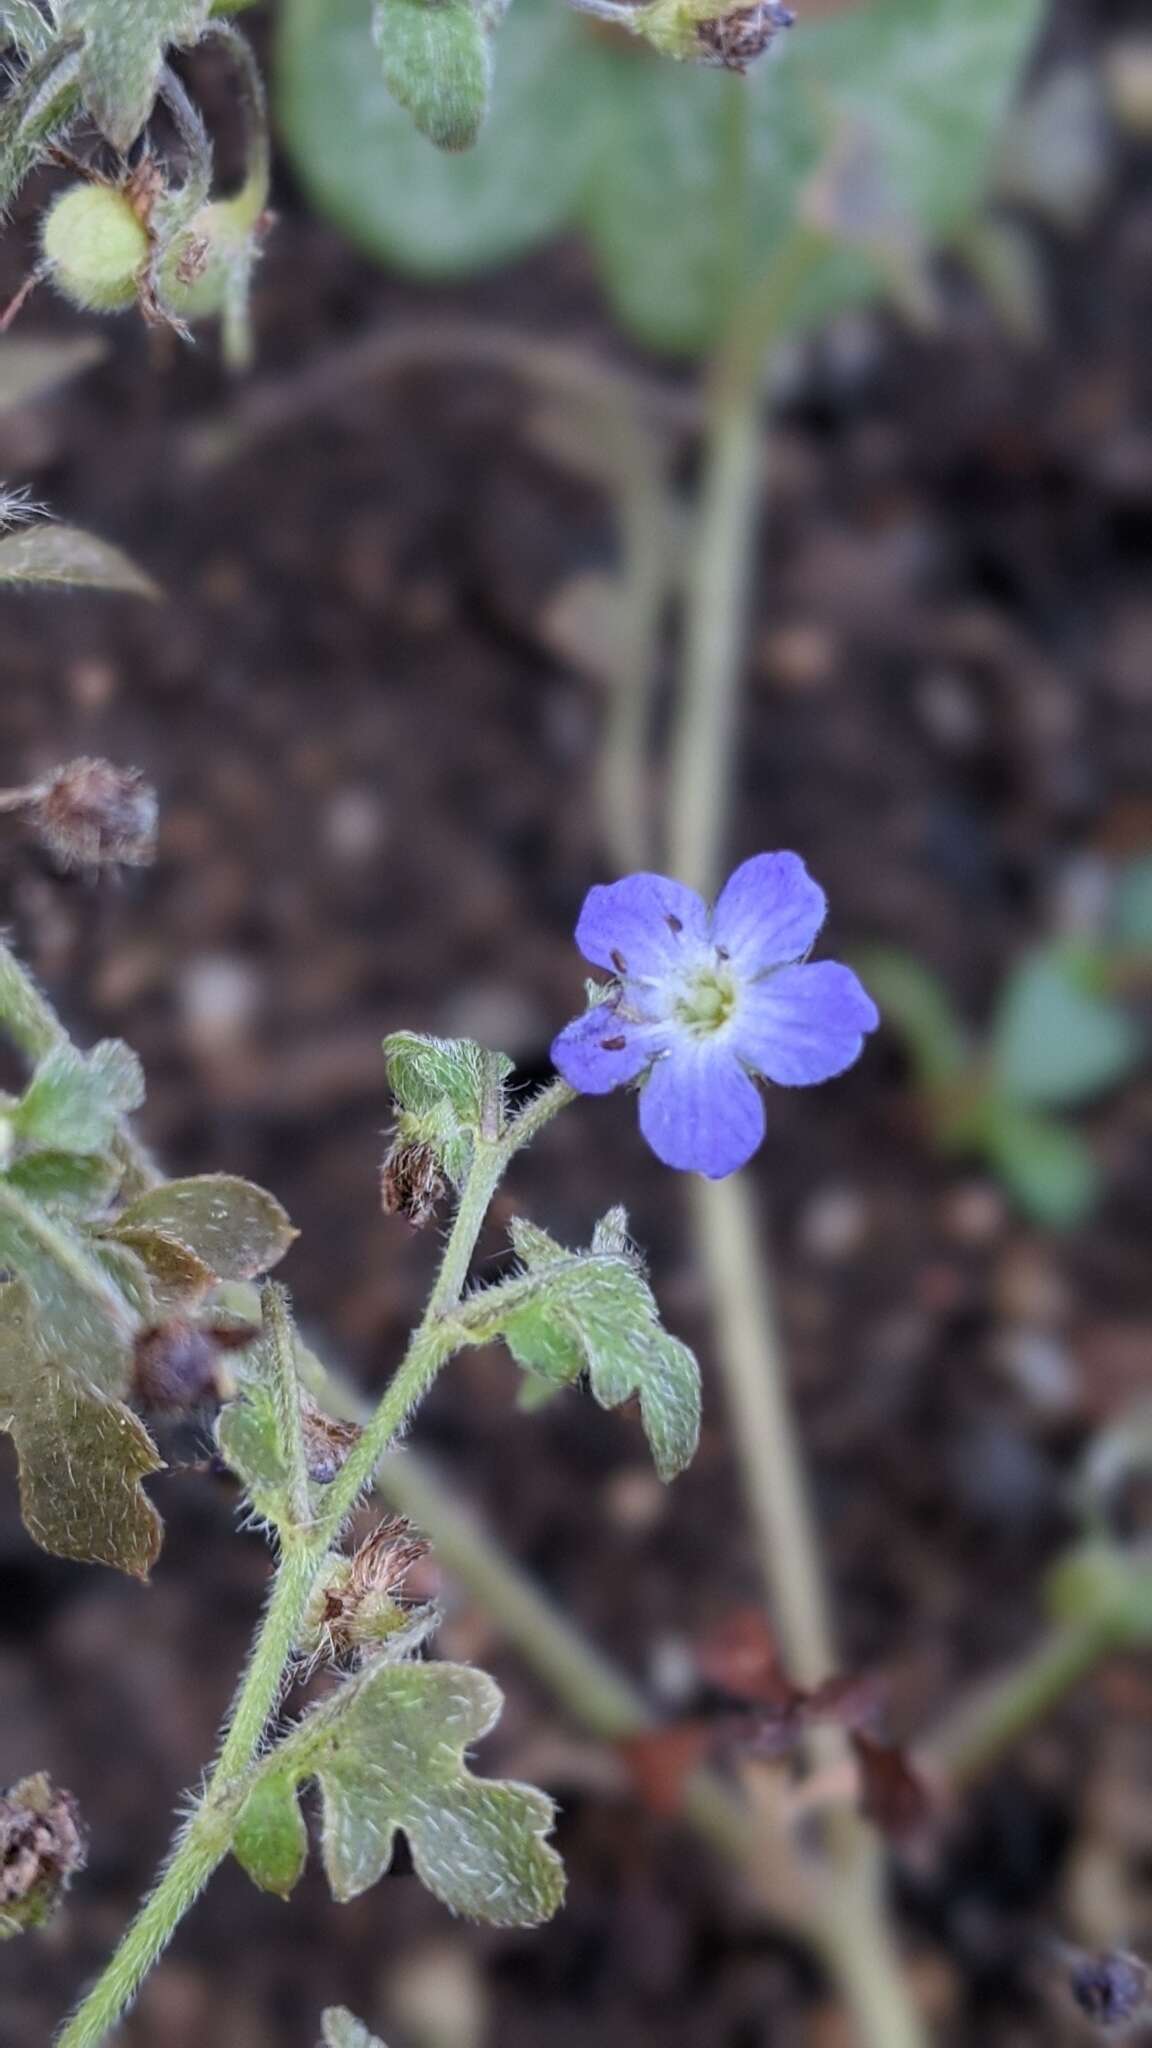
1,0,1152,2041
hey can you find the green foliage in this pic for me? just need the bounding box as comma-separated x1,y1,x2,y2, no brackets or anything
322,2012,387,2048
233,1660,564,1926
278,0,1041,352
373,0,500,152
498,1207,700,1480
56,0,213,149
216,1285,314,1529
0,3,55,60
0,521,159,596
867,939,1145,1228
0,1280,162,1576
231,1769,308,1900
0,1005,296,1573
109,1177,297,1282
990,945,1142,1108
383,1031,512,1185
0,39,82,216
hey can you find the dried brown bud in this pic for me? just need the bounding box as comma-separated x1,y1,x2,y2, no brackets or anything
381,1137,445,1229
132,1317,258,1413
302,1517,433,1665
300,1394,364,1485
30,757,157,871
1068,1950,1151,2029
851,1732,931,1841
0,1774,86,1940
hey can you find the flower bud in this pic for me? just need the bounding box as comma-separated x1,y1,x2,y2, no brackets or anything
1068,1949,1151,2028
41,185,151,315
0,1774,86,1940
29,757,158,871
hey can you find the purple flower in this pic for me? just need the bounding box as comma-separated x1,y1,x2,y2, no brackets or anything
551,854,879,1179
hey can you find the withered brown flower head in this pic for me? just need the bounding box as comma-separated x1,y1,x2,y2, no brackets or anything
31,757,158,871
381,1136,445,1229
0,1774,86,1940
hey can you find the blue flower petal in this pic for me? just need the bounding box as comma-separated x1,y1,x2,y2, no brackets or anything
638,1042,765,1177
551,1005,669,1096
711,853,826,974
575,873,709,982
731,961,879,1086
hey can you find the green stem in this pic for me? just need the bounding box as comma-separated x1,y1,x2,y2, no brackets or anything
666,117,924,2045
919,1614,1118,1790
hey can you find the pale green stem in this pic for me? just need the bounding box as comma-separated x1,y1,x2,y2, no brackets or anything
666,104,924,2046
919,1614,1118,1790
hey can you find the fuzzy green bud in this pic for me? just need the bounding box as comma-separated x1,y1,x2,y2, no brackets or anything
41,184,150,313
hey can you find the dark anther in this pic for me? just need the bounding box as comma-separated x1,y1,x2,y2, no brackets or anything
666,913,684,934
600,1035,627,1051
716,945,730,961
610,949,628,975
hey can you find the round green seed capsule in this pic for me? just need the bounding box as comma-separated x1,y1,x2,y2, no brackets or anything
41,184,150,314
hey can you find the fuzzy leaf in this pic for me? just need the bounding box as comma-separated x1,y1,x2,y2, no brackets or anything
992,947,1142,1109
373,0,493,152
4,1152,120,1217
105,1228,216,1313
322,2012,387,2048
216,1376,287,1519
237,1661,563,1925
233,1771,308,1899
383,1032,512,1186
15,1040,144,1156
215,1290,310,1526
384,1032,512,1127
502,1215,700,1479
0,525,158,597
0,2,55,58
0,1178,136,1393
111,1176,296,1282
0,338,105,417
985,1104,1099,1228
0,39,82,212
277,0,596,275
58,0,212,149
0,1282,162,1576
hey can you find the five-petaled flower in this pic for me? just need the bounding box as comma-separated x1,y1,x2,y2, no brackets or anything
551,853,879,1178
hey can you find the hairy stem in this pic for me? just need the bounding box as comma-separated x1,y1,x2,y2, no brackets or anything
919,1613,1119,1790
55,1098,559,2046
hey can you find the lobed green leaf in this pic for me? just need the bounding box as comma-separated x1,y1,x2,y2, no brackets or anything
111,1175,297,1283
233,1661,564,1927
15,1039,144,1157
57,0,213,150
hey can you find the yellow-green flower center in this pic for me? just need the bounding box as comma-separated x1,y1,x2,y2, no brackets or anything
676,964,737,1034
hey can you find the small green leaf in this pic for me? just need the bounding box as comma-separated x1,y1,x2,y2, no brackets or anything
322,2011,387,2048
216,1375,287,1520
57,0,212,149
0,1282,162,1576
384,1032,512,1127
4,1152,121,1216
383,1032,512,1186
985,1103,1099,1228
104,1228,216,1312
854,948,968,1092
236,1660,564,1926
233,1771,308,1899
0,524,158,597
111,1176,297,1282
277,0,597,275
215,1288,311,1527
0,3,55,58
502,1214,700,1479
15,1039,144,1156
992,945,1142,1108
373,0,493,152
0,39,82,212
0,1178,137,1394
